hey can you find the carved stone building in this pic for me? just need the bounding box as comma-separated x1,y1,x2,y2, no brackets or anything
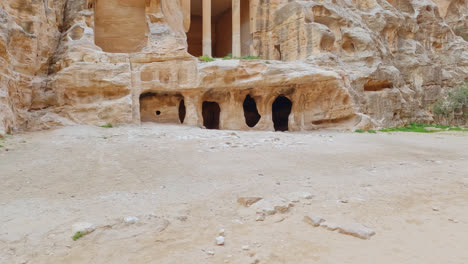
0,0,467,135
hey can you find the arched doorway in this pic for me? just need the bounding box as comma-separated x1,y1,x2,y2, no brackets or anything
272,96,292,132
202,101,221,129
243,95,261,127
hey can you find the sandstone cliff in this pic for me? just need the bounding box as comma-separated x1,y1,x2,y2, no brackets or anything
0,0,467,135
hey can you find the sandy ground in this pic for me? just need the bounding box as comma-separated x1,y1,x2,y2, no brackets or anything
0,124,468,264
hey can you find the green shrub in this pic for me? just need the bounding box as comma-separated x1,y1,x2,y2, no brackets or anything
221,53,261,60
355,129,365,133
433,83,468,118
72,232,86,241
241,56,261,60
223,53,233,60
380,122,468,133
367,130,377,134
199,56,215,62
100,124,113,128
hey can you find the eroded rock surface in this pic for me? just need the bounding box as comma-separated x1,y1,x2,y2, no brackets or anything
1,0,467,134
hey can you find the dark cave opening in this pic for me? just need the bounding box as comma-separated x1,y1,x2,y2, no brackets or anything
243,95,261,127
202,101,221,129
179,99,186,124
272,95,292,132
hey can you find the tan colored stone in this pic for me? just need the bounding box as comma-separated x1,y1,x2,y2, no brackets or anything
0,0,468,134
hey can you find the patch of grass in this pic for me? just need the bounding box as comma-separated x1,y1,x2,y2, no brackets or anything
199,56,215,62
222,53,233,60
72,232,86,241
221,53,261,60
241,55,261,60
100,124,113,128
0,145,3,148
367,130,377,134
448,127,468,131
380,122,468,133
355,129,365,133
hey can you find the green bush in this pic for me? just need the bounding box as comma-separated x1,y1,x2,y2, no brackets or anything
72,232,86,241
100,124,113,128
433,83,468,118
380,123,468,133
199,56,215,62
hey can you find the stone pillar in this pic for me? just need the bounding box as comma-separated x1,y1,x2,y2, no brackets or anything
232,0,241,57
181,0,191,33
183,94,200,126
202,0,212,57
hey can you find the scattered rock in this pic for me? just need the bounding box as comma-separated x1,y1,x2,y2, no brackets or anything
232,219,244,225
216,236,225,246
123,216,139,224
252,200,276,215
432,207,440,212
237,197,263,207
219,229,225,236
339,199,349,204
72,222,96,235
448,218,459,223
242,245,249,251
256,212,266,221
320,222,339,231
303,216,326,227
287,192,314,203
272,198,293,213
251,258,260,264
206,250,215,256
338,223,376,240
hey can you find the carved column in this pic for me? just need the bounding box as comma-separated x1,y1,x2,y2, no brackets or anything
202,0,212,57
232,0,241,57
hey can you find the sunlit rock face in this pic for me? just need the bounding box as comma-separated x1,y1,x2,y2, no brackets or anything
0,0,467,134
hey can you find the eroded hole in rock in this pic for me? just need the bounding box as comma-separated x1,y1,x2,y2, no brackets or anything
274,44,282,60
140,92,185,123
69,26,84,40
243,95,261,127
364,80,394,91
342,38,355,53
202,101,221,129
272,96,292,132
179,99,186,124
94,0,148,53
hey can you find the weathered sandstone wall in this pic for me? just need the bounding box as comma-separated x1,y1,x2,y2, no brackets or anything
0,0,467,135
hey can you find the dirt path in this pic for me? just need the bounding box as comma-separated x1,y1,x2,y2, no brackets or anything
1,124,467,264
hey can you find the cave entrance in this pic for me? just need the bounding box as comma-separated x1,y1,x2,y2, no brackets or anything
179,99,186,124
243,95,261,127
139,92,185,124
202,101,221,129
272,96,292,132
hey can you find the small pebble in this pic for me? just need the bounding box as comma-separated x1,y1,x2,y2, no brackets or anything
216,236,225,246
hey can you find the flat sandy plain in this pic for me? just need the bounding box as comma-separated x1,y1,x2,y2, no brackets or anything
1,124,467,264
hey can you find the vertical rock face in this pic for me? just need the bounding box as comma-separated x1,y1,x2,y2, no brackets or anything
0,0,66,135
0,0,467,134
